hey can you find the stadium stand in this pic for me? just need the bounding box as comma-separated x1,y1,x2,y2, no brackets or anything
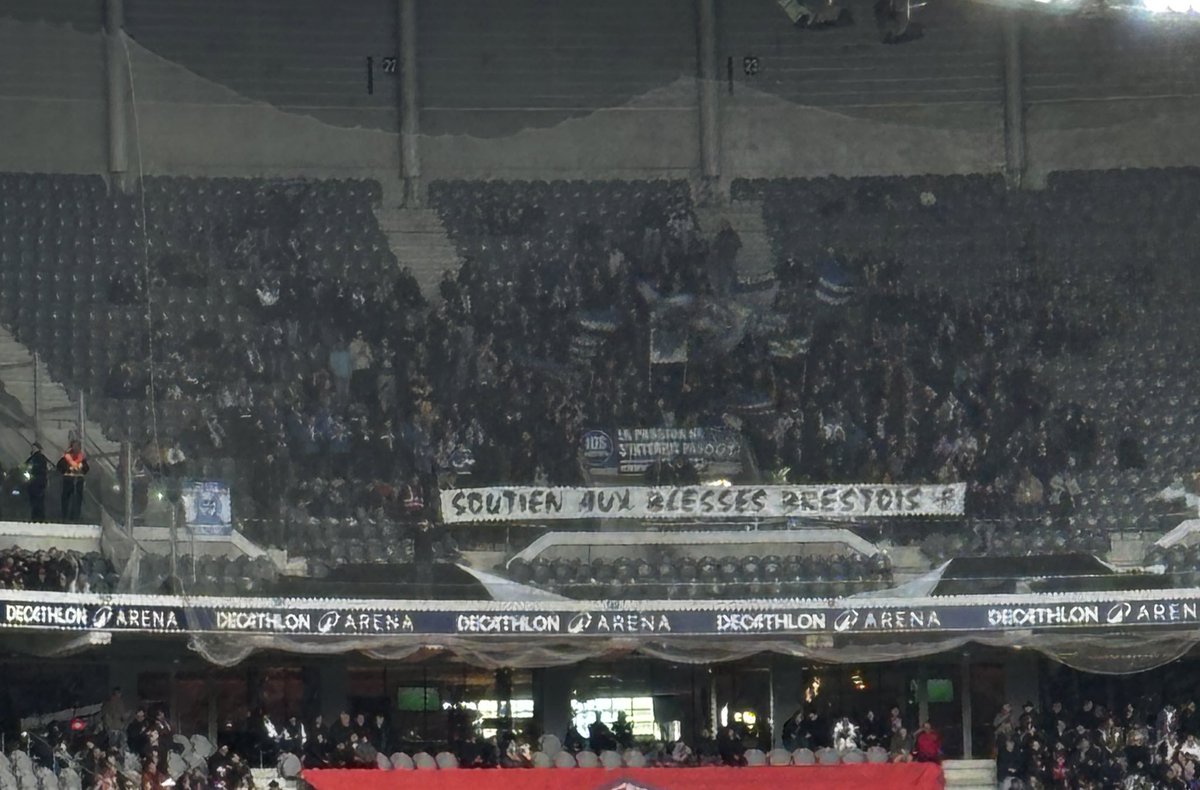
0,545,116,593
16,690,1200,788
504,551,892,600
6,168,1200,589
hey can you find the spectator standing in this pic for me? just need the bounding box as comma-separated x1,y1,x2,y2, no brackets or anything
588,712,615,752
100,688,127,751
329,338,352,406
412,519,435,595
710,219,741,296
24,442,52,522
614,711,634,750
126,709,149,756
56,439,89,521
348,330,375,404
563,724,586,753
372,712,391,754
376,338,397,416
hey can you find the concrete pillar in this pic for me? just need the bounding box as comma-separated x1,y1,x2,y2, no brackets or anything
535,666,575,742
496,669,514,732
206,672,218,743
104,0,130,188
1004,653,1040,714
916,662,929,726
767,665,778,749
771,661,807,748
696,0,721,188
960,653,973,759
109,661,140,706
319,663,349,722
168,669,180,731
398,0,422,206
1003,12,1026,189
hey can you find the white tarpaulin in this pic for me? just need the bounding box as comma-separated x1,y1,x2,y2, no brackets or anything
439,483,966,523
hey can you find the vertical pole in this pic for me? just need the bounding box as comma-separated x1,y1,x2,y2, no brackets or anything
690,667,698,747
122,441,134,535
206,671,218,744
708,669,718,733
917,662,929,728
768,663,778,749
78,389,86,452
697,0,721,188
398,0,422,206
105,0,129,185
32,353,40,446
169,501,178,586
421,664,428,739
168,668,179,731
961,652,973,759
1003,12,1026,188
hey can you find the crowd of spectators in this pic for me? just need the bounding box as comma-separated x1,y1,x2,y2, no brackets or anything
991,697,1200,789
507,550,892,599
5,169,1200,573
19,691,947,790
426,173,1200,565
25,690,1200,789
0,546,115,593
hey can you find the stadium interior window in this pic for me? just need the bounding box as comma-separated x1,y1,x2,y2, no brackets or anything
452,698,535,738
571,696,657,737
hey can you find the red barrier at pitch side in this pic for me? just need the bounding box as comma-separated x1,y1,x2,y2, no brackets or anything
304,764,944,790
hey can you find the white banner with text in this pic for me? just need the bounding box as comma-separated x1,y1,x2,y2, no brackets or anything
439,483,965,523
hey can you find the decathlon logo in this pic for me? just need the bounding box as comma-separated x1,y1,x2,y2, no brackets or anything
91,606,113,629
1107,602,1132,625
833,609,860,633
317,611,340,634
568,612,593,634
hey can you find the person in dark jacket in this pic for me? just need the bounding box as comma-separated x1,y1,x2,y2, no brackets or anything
56,440,89,521
588,712,616,752
996,737,1024,789
328,711,354,749
371,713,390,754
563,724,586,753
717,727,746,766
25,443,52,522
303,732,332,768
126,709,150,756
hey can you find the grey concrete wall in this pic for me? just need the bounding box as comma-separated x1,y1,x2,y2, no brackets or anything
0,18,107,173
1023,13,1200,181
417,0,698,137
420,78,700,179
4,3,1200,182
416,0,700,178
119,32,399,178
124,0,398,132
718,0,1006,179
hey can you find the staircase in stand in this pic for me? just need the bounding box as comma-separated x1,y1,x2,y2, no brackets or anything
372,205,463,299
942,759,997,790
694,199,775,281
0,325,120,468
